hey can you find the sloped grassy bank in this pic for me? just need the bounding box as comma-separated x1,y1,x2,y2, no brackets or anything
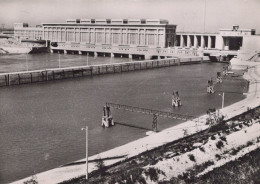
196,147,260,184
58,106,260,184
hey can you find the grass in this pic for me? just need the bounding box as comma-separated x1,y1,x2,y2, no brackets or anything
197,148,260,184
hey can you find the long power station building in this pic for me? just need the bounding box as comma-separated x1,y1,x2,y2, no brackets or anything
43,19,176,48
13,19,260,60
15,19,180,59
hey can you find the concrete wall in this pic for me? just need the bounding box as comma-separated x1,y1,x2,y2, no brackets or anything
215,35,224,50
237,36,260,60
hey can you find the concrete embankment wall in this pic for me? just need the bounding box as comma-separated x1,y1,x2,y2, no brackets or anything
0,57,205,87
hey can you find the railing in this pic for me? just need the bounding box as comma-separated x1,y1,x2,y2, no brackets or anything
0,56,205,87
52,42,200,56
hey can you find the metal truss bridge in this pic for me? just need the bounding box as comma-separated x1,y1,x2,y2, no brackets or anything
106,102,195,132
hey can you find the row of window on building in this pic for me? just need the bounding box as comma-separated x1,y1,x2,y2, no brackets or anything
14,30,43,40
43,30,166,46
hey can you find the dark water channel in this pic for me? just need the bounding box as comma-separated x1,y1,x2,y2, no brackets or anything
0,54,248,183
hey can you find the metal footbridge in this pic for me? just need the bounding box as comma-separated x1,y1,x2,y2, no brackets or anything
105,102,195,132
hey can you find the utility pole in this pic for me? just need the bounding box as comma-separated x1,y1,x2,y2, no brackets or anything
219,92,225,109
81,126,88,180
26,54,28,71
87,53,89,66
221,92,225,109
58,53,61,68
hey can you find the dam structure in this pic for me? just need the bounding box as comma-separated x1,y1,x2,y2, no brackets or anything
13,19,260,61
14,19,202,59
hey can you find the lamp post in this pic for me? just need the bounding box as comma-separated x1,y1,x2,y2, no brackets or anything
26,54,28,71
87,53,89,66
58,53,61,68
219,92,225,109
81,126,88,180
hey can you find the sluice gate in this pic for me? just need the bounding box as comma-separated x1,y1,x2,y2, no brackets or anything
0,57,203,87
103,102,195,132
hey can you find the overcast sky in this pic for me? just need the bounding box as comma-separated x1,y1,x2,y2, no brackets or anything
0,0,259,33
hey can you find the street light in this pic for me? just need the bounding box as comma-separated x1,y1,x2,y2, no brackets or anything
219,92,225,109
58,53,61,68
81,126,88,180
87,53,89,66
26,54,28,71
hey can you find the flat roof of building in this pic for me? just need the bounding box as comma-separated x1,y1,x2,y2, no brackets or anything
42,19,177,26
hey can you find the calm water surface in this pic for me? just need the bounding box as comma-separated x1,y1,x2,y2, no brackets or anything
0,53,132,73
0,54,248,183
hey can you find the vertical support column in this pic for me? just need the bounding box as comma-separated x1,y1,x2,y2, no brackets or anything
8,74,10,86
41,72,44,81
18,74,21,85
111,53,114,58
79,51,82,55
89,67,92,76
180,35,184,48
194,36,198,48
208,36,212,49
224,37,229,50
119,28,122,45
94,52,98,58
94,30,97,44
64,50,67,54
145,55,151,60
144,29,146,46
79,28,81,43
187,35,191,48
152,114,158,132
129,54,132,59
201,36,205,48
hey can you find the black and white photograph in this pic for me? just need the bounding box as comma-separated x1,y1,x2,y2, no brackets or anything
0,0,260,183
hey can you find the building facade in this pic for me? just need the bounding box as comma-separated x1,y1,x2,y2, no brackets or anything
41,19,176,48
14,23,43,41
176,25,256,51
13,20,259,60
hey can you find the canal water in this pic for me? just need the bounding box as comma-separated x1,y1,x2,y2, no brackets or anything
0,54,248,183
0,53,132,73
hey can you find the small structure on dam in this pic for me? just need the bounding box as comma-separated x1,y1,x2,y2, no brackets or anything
207,79,214,94
172,90,182,107
216,72,222,83
102,105,114,128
